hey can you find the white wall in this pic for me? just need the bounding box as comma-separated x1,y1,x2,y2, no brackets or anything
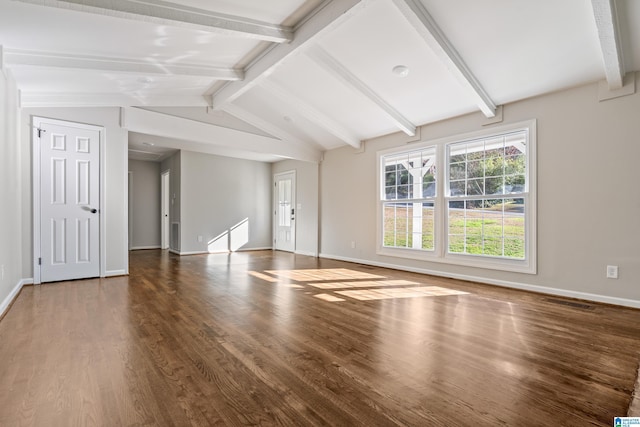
0,71,24,315
320,74,640,306
20,107,129,278
272,160,319,256
129,159,161,249
178,150,272,254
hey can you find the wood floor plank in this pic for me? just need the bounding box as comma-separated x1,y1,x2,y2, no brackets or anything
0,249,639,426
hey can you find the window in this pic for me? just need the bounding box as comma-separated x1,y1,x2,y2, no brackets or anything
377,120,536,274
382,147,436,250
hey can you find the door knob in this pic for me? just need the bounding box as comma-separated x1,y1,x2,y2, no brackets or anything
81,206,98,214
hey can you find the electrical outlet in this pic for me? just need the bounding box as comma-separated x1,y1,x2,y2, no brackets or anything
351,241,356,249
197,235,203,243
606,265,618,279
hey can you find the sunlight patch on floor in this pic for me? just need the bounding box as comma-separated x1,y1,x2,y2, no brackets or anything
313,293,346,302
335,286,469,301
309,279,419,290
264,268,385,282
248,271,280,283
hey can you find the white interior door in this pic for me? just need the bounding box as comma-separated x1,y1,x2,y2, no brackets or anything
161,171,170,249
38,119,100,282
274,171,296,252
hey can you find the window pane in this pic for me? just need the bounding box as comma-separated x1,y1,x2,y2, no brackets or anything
466,179,484,196
485,177,504,195
447,131,527,199
383,202,434,251
449,162,465,180
385,170,396,186
505,155,525,175
447,198,525,259
450,180,465,196
397,185,409,199
420,202,435,250
467,160,484,178
485,157,504,177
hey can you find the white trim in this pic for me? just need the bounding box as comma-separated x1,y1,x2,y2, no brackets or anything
32,116,105,284
170,246,273,256
0,279,31,318
376,119,537,275
122,136,129,275
318,253,640,309
130,246,162,250
238,247,272,252
104,270,127,277
160,170,170,250
295,250,318,257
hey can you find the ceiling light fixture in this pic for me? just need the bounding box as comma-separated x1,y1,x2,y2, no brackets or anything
392,65,410,78
142,142,155,146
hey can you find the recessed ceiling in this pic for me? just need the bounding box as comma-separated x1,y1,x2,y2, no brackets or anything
1,0,638,162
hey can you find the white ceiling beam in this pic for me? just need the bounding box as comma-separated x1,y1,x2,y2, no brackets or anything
5,49,243,80
391,0,496,118
307,46,416,136
0,46,5,77
121,107,322,163
261,81,361,149
211,0,374,107
19,92,209,108
14,0,292,43
220,103,323,157
590,0,625,90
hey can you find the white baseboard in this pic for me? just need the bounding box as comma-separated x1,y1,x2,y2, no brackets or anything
295,250,318,257
104,270,127,277
0,278,32,318
239,247,272,252
174,247,273,256
130,245,161,250
178,250,209,255
319,253,640,309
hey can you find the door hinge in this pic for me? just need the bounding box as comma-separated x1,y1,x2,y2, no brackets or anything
36,128,46,138
38,257,42,265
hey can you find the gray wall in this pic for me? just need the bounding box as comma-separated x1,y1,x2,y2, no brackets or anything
129,159,161,249
177,150,272,254
272,160,319,256
20,107,129,278
0,72,24,313
320,74,640,306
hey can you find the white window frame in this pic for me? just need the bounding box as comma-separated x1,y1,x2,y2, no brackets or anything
376,119,536,274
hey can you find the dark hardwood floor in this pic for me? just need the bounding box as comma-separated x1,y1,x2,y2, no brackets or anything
1,249,639,426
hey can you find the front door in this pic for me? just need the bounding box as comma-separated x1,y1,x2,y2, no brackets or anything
37,118,101,282
274,171,295,252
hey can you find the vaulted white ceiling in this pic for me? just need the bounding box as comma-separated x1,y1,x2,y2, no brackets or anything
1,0,638,162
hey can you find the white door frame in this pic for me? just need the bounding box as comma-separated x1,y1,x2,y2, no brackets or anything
128,171,133,251
161,170,170,250
32,116,106,284
273,170,296,252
